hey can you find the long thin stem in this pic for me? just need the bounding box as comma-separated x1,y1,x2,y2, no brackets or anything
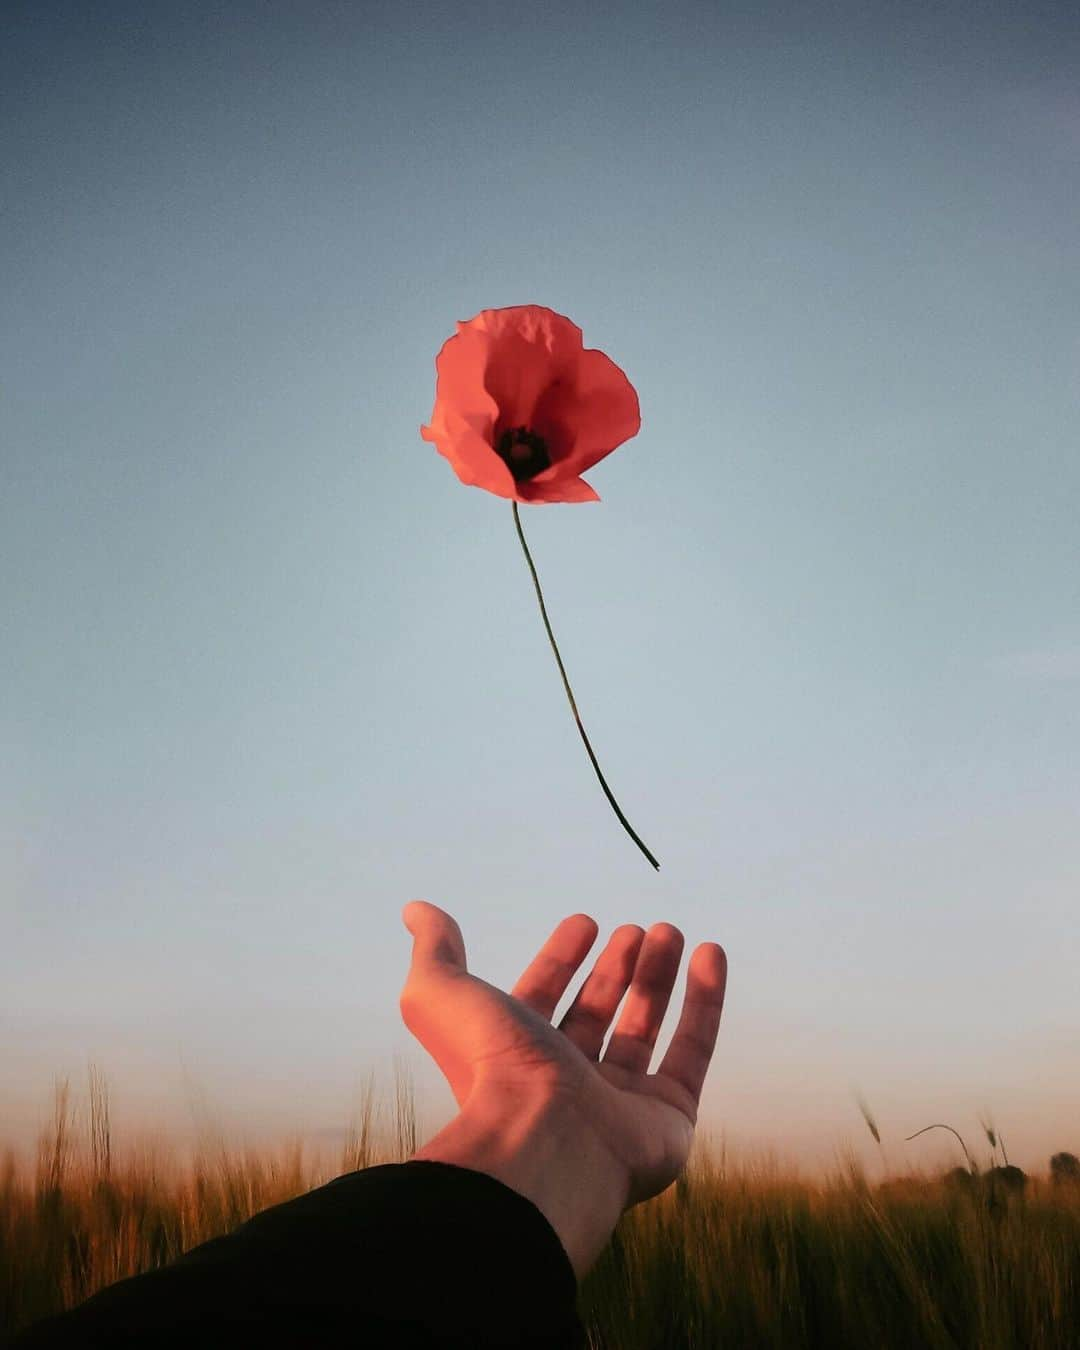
905,1123,977,1173
512,501,659,871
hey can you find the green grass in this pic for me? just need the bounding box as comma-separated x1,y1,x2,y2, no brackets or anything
2,1074,1078,1348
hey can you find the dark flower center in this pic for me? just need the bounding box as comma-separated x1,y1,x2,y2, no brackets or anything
495,425,551,481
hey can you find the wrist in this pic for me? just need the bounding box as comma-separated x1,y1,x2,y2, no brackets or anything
411,1089,629,1282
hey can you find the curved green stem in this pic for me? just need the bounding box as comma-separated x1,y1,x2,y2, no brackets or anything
512,502,660,871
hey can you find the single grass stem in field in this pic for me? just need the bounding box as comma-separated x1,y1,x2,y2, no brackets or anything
980,1113,1011,1168
88,1062,111,1180
855,1092,882,1144
906,1122,978,1173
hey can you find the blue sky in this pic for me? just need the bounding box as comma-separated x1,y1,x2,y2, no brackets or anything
3,0,1078,1172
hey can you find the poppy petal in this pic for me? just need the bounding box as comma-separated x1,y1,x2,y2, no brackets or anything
478,309,584,431
516,473,600,504
421,410,516,498
466,304,584,353
427,327,500,427
482,331,574,432
554,347,641,478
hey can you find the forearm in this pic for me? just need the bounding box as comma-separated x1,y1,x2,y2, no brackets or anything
8,1158,589,1348
412,1092,631,1283
414,1101,626,1282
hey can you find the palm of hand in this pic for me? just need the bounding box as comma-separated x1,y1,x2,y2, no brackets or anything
400,902,727,1209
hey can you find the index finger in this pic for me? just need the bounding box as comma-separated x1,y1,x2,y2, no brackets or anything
654,943,727,1108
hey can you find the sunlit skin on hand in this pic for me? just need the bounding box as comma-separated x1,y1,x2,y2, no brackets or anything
400,901,727,1218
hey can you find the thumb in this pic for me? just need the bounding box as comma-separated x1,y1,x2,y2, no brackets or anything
400,901,477,1110
402,900,468,976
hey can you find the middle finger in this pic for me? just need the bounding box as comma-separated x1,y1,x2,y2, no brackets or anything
555,924,646,1059
602,923,685,1076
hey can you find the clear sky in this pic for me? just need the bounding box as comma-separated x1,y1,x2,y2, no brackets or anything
3,0,1078,1175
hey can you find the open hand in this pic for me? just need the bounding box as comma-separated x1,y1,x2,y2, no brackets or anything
399,900,727,1209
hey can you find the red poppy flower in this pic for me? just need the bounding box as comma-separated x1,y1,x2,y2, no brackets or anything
419,304,659,869
420,304,641,504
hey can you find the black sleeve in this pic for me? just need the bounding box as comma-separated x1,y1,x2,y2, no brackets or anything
5,1160,586,1349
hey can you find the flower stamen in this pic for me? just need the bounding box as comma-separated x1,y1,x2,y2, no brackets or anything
495,426,551,481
